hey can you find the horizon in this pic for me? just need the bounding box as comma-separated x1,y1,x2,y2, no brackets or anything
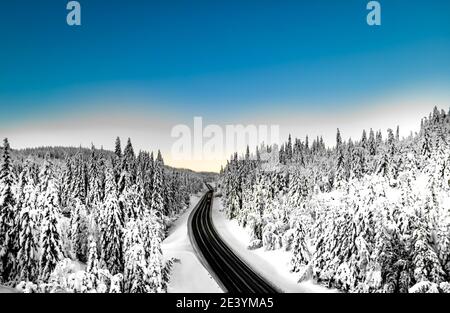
3,102,449,174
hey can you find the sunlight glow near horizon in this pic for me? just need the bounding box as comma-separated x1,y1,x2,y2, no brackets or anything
1,90,448,173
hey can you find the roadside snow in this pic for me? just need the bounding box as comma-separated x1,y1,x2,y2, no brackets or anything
0,285,18,293
211,196,335,293
162,194,222,293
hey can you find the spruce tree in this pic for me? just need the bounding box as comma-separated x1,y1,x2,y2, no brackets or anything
148,231,164,292
70,199,88,262
286,135,293,162
123,220,149,293
368,128,376,156
101,166,124,275
0,138,17,282
114,137,122,158
16,181,39,282
39,180,62,282
290,220,310,272
361,130,367,149
86,236,100,289
123,138,136,176
151,152,165,218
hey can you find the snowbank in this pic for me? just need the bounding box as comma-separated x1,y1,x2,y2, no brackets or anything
0,285,18,293
211,198,335,293
162,194,222,293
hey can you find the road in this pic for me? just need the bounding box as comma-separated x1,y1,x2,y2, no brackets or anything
188,185,278,293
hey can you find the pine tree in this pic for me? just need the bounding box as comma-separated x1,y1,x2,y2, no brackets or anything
123,138,136,182
336,129,342,150
39,180,62,282
147,231,164,292
86,237,99,276
114,137,122,158
72,151,87,203
70,199,88,262
61,156,74,207
376,130,383,146
361,130,367,149
368,128,376,156
421,128,432,159
286,134,293,162
123,220,149,293
87,146,104,208
290,219,311,272
38,154,53,194
101,166,124,275
387,128,395,157
151,152,165,218
16,181,39,282
0,138,17,282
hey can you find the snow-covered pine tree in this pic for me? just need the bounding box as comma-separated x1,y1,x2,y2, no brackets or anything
0,138,17,282
286,135,293,162
61,156,74,208
361,130,367,149
409,199,446,285
114,137,122,158
147,229,164,293
38,154,53,194
35,154,54,228
70,198,88,262
101,166,124,275
123,138,136,182
288,169,304,209
368,128,376,156
71,151,87,204
16,180,39,282
335,130,349,185
86,236,99,278
39,179,63,282
123,220,149,293
87,145,105,208
290,219,311,273
151,151,165,218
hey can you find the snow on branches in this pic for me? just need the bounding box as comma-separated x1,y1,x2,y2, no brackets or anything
220,107,450,293
0,137,194,292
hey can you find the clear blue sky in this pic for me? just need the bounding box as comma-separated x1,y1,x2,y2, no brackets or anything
0,0,449,172
1,0,449,120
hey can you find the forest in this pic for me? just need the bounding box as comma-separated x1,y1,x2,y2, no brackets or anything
219,107,450,293
0,137,204,292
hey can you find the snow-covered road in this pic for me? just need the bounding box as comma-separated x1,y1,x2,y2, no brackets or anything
211,197,335,293
162,194,222,293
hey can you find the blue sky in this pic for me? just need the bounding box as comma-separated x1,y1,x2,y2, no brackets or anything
0,0,449,170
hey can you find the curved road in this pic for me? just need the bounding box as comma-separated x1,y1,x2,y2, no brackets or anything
188,185,278,293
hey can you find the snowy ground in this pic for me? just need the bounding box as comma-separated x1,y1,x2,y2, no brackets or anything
0,285,18,293
162,194,222,293
211,196,335,293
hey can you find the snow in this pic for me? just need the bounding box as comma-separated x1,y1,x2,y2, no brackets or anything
69,260,87,272
162,194,222,293
0,285,18,293
211,197,335,293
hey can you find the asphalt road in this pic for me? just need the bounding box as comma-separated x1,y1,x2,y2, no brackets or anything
189,185,278,293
